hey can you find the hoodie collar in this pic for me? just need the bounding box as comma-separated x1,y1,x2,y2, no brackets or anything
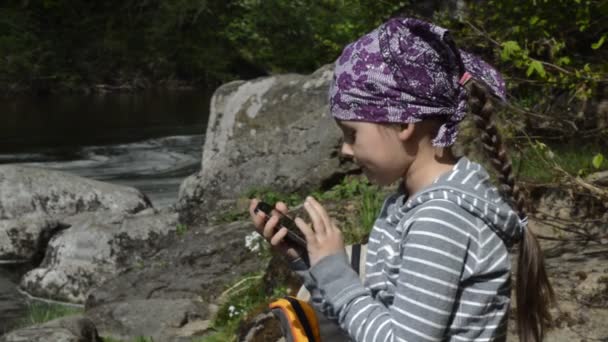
389,156,524,248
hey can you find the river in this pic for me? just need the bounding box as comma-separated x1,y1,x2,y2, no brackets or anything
0,89,212,333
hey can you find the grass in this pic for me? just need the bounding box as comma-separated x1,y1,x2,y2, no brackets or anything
19,301,83,327
313,176,386,243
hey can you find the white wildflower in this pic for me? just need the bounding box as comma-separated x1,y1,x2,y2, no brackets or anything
228,305,241,318
245,231,263,253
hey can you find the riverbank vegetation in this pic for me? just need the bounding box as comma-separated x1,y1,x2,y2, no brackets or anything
18,301,83,327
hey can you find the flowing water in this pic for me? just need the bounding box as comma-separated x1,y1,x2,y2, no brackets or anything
0,89,212,333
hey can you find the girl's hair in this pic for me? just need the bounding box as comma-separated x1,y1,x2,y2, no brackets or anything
464,79,555,342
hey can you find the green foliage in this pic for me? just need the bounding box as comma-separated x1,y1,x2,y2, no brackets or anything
592,153,605,170
512,143,608,182
19,301,83,327
314,176,385,243
314,176,374,201
223,0,407,73
246,188,303,208
175,223,189,236
442,0,607,105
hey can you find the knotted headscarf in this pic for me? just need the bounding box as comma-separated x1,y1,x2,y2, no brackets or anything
329,18,506,147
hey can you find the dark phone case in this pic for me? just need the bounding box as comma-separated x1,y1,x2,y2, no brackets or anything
254,201,310,267
254,202,307,248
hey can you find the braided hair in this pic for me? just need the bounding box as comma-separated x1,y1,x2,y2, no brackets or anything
464,79,555,342
440,30,555,340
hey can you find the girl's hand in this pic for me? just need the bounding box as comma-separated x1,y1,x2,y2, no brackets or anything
295,196,345,267
249,198,301,261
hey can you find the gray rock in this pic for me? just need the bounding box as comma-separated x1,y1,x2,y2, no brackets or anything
87,299,206,342
0,165,151,220
0,165,152,263
0,215,66,263
85,221,267,341
19,210,178,303
177,65,358,224
0,315,101,342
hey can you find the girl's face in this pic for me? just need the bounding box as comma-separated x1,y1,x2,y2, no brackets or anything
337,120,413,186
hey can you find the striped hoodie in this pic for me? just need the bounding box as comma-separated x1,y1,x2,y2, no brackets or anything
292,156,525,341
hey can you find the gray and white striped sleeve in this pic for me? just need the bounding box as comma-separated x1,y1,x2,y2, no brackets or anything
290,257,340,320
310,201,476,341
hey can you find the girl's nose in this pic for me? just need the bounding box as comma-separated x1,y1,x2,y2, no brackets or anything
340,142,354,158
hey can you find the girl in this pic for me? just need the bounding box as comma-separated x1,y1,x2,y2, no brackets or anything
250,18,554,342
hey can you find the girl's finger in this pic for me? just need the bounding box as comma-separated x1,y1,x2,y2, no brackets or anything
262,215,280,240
249,198,259,216
307,197,333,231
294,217,315,241
250,198,273,233
275,201,290,216
304,200,325,235
270,227,288,247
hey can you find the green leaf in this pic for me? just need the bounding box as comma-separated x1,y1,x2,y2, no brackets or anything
591,35,606,50
529,16,540,25
526,60,546,78
501,40,521,61
557,56,571,66
592,153,604,169
584,63,591,72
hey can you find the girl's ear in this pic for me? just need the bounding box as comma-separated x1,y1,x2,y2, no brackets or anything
397,123,415,142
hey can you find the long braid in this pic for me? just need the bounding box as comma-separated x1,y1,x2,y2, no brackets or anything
465,81,526,217
465,80,555,342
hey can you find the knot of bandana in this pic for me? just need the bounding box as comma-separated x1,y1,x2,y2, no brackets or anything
329,18,507,147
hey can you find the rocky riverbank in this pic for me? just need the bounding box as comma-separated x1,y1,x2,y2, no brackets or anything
1,64,607,341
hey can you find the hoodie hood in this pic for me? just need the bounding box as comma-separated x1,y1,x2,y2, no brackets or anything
394,156,525,248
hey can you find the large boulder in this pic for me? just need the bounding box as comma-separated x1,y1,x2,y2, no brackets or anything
0,165,152,263
0,165,151,220
177,65,358,224
19,209,178,303
85,220,267,341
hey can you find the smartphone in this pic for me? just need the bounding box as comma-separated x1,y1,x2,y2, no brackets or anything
254,201,307,249
254,201,310,266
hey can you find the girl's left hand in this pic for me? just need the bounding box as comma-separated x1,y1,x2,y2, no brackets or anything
295,196,345,267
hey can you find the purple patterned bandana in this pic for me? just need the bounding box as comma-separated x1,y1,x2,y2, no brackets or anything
329,18,506,147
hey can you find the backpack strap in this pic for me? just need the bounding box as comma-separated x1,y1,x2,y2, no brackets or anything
284,296,317,342
350,243,361,275
269,296,320,342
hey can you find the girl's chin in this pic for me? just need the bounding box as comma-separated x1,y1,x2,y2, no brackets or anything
363,169,397,186
362,170,382,186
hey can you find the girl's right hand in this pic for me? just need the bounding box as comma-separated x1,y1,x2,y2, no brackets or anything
249,198,302,261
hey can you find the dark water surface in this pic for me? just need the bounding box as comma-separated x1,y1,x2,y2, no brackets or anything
0,90,212,333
